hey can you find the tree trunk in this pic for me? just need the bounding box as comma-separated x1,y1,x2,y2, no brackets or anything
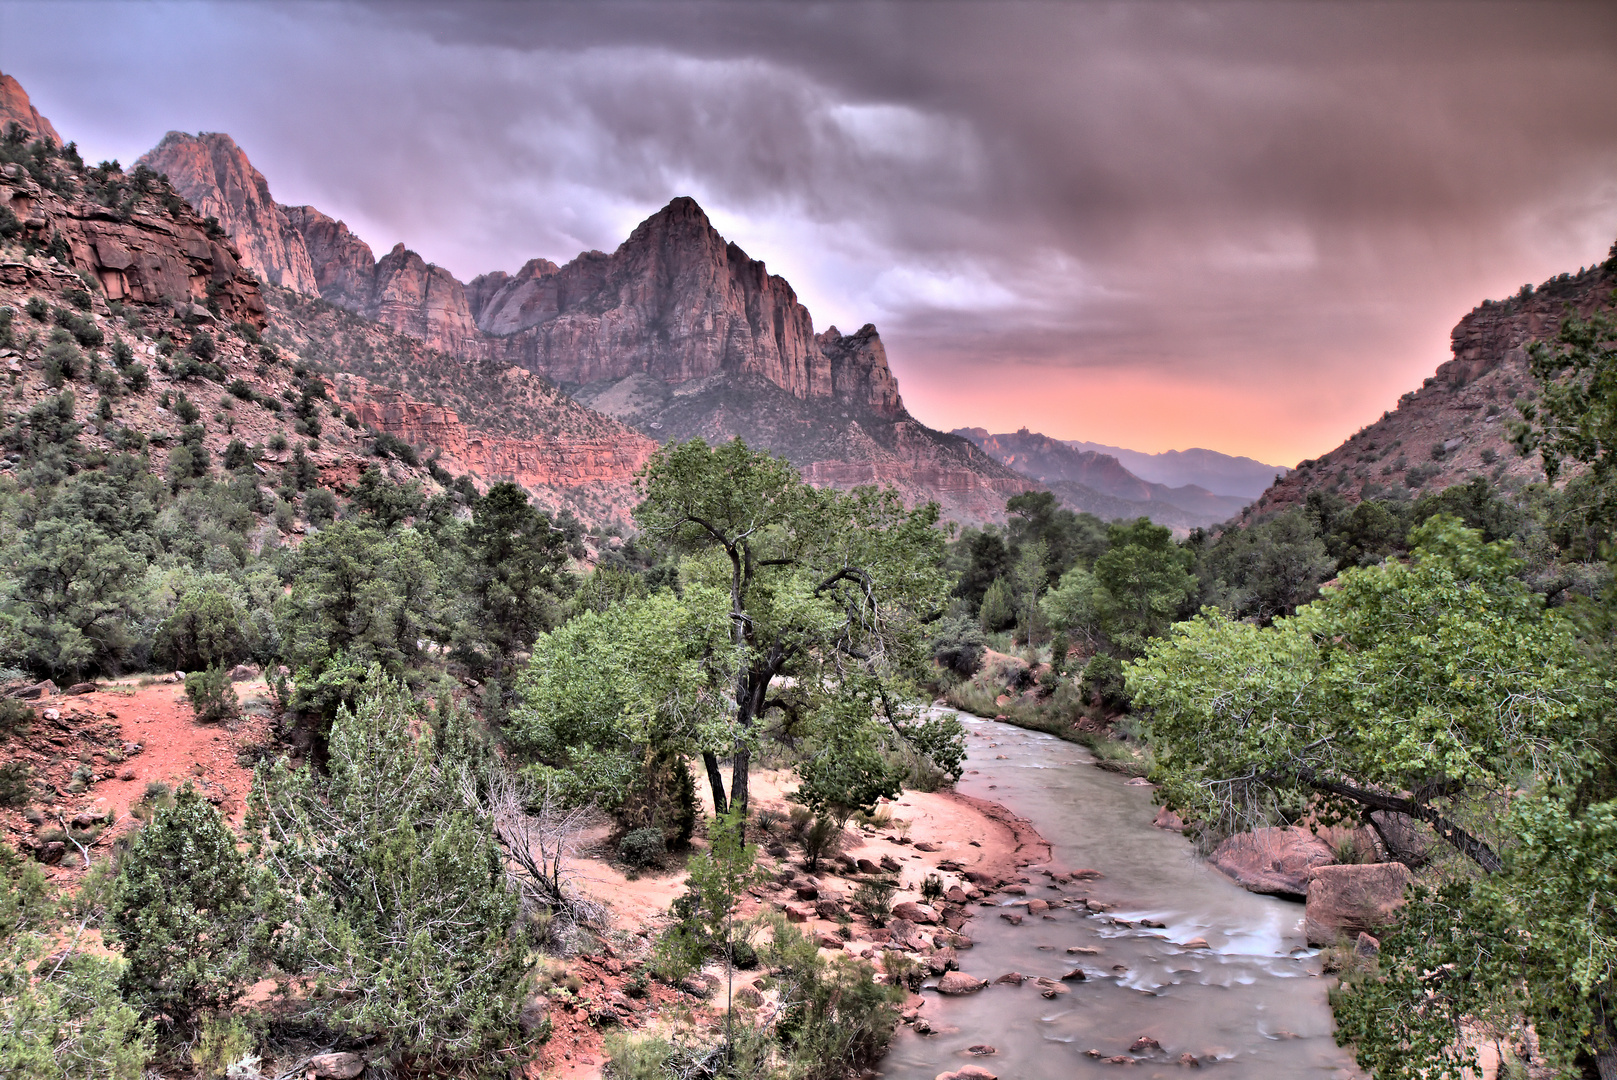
730,745,751,829
703,751,727,816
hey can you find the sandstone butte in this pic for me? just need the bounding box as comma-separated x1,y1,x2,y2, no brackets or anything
140,130,1030,525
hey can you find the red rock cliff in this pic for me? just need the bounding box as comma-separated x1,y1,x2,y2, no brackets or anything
137,132,320,294
0,72,61,145
495,198,904,417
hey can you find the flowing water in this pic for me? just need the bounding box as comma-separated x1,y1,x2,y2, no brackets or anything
878,714,1360,1079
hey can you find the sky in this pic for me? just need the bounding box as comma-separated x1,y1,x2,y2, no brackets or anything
3,1,1616,466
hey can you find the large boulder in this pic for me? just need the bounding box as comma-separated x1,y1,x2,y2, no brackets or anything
936,971,987,995
893,901,940,925
1305,863,1414,945
1209,826,1336,898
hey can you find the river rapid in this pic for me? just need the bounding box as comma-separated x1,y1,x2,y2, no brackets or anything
878,714,1360,1079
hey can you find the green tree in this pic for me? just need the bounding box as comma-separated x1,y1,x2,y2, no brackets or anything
634,438,956,822
978,576,1016,632
1130,517,1603,872
0,845,152,1078
1091,518,1196,655
248,673,530,1073
154,588,248,671
1195,507,1334,622
512,585,733,829
461,481,567,669
109,786,277,1034
791,682,904,826
6,516,149,678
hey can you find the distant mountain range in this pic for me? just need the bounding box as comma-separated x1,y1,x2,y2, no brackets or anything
952,428,1255,529
1058,441,1286,499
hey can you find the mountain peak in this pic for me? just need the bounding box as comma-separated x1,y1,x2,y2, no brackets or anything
0,72,62,146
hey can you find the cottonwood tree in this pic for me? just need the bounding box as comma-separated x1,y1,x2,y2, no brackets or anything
633,438,962,823
1130,517,1601,872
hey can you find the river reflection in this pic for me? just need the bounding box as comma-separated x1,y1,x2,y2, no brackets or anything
878,715,1360,1079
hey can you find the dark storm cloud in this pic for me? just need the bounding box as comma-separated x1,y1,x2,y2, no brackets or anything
2,1,1615,460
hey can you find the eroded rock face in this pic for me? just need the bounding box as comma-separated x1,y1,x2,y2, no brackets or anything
1304,863,1414,946
138,132,320,294
1208,826,1337,899
281,204,378,310
0,72,61,144
346,381,655,504
0,162,265,328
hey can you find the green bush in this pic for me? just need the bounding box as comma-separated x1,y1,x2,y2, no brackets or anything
157,591,249,672
0,698,33,742
110,785,277,1033
184,667,239,724
42,339,81,386
850,877,897,926
619,827,666,869
24,296,49,321
1080,654,1128,712
0,761,31,808
931,614,987,677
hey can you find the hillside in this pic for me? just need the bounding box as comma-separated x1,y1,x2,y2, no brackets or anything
954,427,1251,528
1241,251,1617,523
0,95,649,533
141,132,1028,523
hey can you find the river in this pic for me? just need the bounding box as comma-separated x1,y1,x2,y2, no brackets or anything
878,714,1360,1079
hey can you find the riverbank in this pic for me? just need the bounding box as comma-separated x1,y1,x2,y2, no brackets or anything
539,765,1056,1078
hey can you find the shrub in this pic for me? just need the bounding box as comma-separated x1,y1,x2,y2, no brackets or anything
25,296,49,321
979,577,1016,632
850,877,897,926
184,667,239,724
227,378,253,401
0,761,31,807
619,827,666,869
801,813,841,873
122,361,148,392
1080,654,1128,712
303,487,337,525
0,698,33,743
110,785,276,1032
920,873,945,905
931,614,987,677
187,331,216,363
42,339,81,386
158,591,249,673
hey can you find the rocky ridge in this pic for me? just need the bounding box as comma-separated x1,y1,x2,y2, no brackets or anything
1243,252,1617,522
0,89,648,530
141,128,1025,523
138,132,320,294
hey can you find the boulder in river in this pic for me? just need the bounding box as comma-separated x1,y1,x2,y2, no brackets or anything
1304,863,1414,945
936,971,987,994
935,1066,997,1080
1208,826,1336,898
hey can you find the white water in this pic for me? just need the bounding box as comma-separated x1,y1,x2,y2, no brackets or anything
878,715,1360,1079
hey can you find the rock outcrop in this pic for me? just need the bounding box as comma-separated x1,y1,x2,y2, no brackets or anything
1243,247,1617,520
280,204,378,311
0,72,60,145
1304,863,1414,945
346,381,655,500
137,132,321,294
1208,826,1338,899
495,197,903,418
0,161,265,328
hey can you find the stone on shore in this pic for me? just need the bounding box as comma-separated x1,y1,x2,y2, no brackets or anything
1304,863,1414,945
